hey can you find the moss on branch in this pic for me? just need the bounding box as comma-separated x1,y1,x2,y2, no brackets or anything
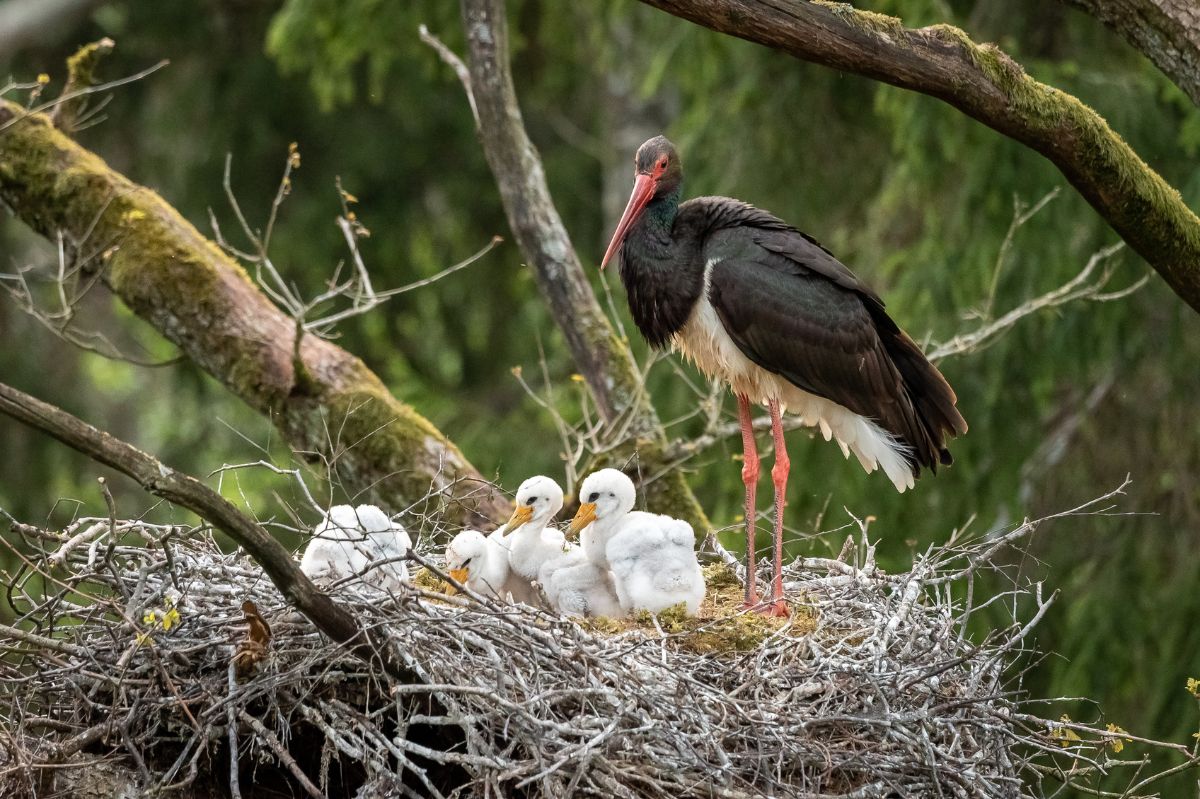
0,100,507,526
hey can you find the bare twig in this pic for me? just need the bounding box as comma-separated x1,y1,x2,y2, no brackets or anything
418,24,479,127
930,242,1144,362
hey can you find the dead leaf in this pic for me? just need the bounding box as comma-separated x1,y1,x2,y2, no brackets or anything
232,600,272,679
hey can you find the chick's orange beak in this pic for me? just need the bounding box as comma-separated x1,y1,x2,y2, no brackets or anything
567,502,598,537
446,567,469,595
506,505,534,530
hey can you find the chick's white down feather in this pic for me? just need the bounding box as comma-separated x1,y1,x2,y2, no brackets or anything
538,546,622,618
606,517,705,615
300,504,411,592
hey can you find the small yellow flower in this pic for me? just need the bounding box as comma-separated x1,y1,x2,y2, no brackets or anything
1050,715,1081,748
288,142,301,168
1106,723,1131,754
143,610,158,625
570,374,585,383
1186,677,1200,698
162,607,182,632
135,631,154,647
36,73,50,85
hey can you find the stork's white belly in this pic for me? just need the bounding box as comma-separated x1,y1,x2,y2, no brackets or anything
670,260,915,492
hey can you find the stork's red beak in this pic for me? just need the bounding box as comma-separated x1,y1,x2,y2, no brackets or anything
601,172,656,270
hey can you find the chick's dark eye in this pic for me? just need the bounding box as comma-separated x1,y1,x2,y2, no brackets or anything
588,492,599,503
527,497,538,505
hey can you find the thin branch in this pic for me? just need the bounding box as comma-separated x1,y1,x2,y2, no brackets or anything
929,242,1142,362
418,24,479,127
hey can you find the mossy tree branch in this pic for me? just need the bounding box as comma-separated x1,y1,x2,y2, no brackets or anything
1059,0,1200,107
444,0,709,528
636,0,1200,316
0,101,508,527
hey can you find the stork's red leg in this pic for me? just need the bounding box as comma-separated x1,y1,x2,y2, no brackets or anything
737,393,760,607
766,398,790,617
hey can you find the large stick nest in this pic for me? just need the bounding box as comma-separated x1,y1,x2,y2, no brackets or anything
0,490,1160,798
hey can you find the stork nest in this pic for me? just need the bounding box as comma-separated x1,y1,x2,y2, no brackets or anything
0,488,1180,798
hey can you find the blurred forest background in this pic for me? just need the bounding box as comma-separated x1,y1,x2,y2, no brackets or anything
2,0,1200,794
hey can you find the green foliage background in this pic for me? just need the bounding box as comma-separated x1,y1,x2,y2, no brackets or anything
2,1,1199,793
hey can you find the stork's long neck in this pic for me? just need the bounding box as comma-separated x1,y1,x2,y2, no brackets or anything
508,514,551,577
581,513,622,567
618,188,705,348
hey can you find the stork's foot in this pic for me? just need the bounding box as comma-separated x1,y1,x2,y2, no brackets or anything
744,596,789,617
762,598,790,618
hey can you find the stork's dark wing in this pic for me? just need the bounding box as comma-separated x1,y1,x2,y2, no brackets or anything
697,210,966,473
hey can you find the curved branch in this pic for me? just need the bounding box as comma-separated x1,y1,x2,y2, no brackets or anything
0,380,361,646
635,0,1200,315
1059,0,1200,107
0,102,508,527
445,0,709,527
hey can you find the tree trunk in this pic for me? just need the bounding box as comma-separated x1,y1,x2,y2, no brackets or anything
1060,0,1200,107
455,0,710,528
0,102,509,527
635,0,1200,317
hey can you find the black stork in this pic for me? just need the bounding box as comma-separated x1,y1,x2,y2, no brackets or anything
601,136,967,616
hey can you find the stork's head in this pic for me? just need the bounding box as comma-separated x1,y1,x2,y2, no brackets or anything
506,475,565,531
567,468,637,535
601,135,683,269
444,529,488,592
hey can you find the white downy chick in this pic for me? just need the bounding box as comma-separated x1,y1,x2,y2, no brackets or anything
444,529,510,599
504,475,567,597
537,545,622,618
606,516,705,615
300,504,411,592
567,468,672,570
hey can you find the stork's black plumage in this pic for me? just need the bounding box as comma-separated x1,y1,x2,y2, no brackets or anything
602,135,966,614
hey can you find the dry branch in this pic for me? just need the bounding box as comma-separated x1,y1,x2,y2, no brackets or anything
424,0,709,528
635,0,1200,315
0,98,507,526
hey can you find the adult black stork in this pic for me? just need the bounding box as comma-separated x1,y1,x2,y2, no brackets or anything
601,136,967,616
